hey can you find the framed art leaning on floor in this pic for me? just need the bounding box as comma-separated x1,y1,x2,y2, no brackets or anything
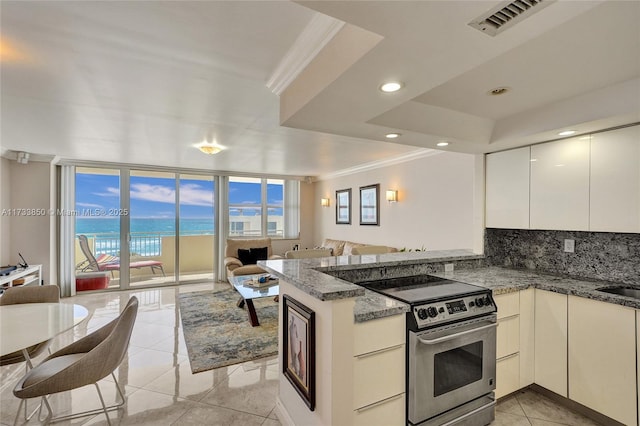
282,295,315,411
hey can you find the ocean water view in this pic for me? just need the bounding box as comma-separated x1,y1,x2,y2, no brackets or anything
77,218,215,256
76,218,215,236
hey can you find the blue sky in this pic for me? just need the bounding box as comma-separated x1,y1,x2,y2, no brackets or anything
76,173,283,218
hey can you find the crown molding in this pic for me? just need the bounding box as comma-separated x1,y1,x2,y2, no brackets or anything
267,13,344,96
317,149,442,181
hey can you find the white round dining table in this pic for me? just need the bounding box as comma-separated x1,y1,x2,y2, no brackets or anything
0,303,89,357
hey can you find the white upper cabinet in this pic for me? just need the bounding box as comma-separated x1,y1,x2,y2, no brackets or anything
486,147,530,229
590,126,640,233
530,137,590,231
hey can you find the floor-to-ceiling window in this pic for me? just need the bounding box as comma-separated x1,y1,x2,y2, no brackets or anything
74,167,217,290
178,174,215,283
128,170,177,287
70,167,296,291
75,167,123,288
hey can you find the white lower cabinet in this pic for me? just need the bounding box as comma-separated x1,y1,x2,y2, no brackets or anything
353,344,404,409
496,354,520,399
353,315,405,425
568,296,637,426
534,290,567,397
495,291,521,399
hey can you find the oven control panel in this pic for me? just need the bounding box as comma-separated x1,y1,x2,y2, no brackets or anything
412,294,496,328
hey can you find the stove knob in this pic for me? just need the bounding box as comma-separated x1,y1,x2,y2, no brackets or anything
475,297,484,307
438,307,445,314
484,296,492,306
427,307,438,318
417,308,428,320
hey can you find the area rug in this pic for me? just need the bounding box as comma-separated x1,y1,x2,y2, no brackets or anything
178,289,278,373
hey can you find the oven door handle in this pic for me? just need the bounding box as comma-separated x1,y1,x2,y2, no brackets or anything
417,322,497,345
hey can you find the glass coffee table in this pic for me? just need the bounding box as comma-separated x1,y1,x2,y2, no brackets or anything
229,274,279,327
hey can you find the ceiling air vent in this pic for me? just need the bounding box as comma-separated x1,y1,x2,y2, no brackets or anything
469,0,556,37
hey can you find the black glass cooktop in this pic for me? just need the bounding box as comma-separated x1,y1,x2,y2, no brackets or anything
360,275,488,305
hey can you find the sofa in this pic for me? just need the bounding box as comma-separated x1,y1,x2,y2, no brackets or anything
284,248,333,259
320,238,398,256
224,238,283,277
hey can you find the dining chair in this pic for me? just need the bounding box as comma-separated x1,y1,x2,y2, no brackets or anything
12,296,139,426
0,285,60,369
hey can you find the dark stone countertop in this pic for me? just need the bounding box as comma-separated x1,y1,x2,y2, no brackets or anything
261,254,640,323
430,267,640,310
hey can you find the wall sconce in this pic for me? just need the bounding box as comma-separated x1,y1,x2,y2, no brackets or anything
321,198,330,207
386,190,398,203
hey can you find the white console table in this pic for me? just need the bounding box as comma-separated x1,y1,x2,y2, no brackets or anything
0,265,42,289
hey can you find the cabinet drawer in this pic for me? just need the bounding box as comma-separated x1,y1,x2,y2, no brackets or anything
354,344,405,409
354,314,405,356
497,316,520,359
496,354,520,399
495,292,519,319
354,393,405,426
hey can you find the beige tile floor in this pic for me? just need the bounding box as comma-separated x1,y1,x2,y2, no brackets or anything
0,283,601,426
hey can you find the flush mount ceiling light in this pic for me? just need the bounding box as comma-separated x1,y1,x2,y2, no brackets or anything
197,141,224,155
436,141,450,147
380,81,403,93
385,133,401,139
558,130,576,136
487,86,511,96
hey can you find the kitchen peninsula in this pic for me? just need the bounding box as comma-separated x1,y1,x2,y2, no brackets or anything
261,251,640,426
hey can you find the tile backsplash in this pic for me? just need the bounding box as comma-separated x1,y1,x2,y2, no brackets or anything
485,228,640,285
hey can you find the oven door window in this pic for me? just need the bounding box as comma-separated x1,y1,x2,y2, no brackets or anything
433,341,483,396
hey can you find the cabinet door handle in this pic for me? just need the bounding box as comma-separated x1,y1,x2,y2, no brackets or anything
355,344,403,359
417,322,497,345
498,314,519,322
497,352,519,362
355,393,403,413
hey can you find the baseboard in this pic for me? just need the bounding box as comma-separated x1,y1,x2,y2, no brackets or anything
504,384,625,426
275,397,295,426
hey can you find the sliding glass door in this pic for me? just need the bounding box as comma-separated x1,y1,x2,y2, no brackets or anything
128,170,176,287
75,167,122,288
74,167,217,291
178,174,215,283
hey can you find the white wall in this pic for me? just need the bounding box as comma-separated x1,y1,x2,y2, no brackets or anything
314,151,482,252
0,157,11,265
9,161,51,282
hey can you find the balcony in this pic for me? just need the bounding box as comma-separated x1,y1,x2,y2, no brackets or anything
75,233,216,288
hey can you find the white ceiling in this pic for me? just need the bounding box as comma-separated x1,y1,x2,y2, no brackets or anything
1,1,639,177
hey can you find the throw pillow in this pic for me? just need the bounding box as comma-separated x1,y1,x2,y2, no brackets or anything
250,247,268,261
237,248,256,265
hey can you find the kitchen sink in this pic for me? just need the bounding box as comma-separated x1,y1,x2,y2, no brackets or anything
597,287,640,299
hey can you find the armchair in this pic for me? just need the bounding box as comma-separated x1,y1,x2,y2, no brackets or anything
224,238,282,277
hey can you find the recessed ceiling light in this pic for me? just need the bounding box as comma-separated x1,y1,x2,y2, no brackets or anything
558,130,576,136
380,82,403,93
487,86,511,96
386,133,401,139
436,141,449,147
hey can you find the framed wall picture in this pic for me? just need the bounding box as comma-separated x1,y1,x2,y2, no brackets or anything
359,184,380,225
335,188,351,225
283,295,316,411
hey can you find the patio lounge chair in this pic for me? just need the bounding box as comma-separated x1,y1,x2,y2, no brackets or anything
77,235,165,277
